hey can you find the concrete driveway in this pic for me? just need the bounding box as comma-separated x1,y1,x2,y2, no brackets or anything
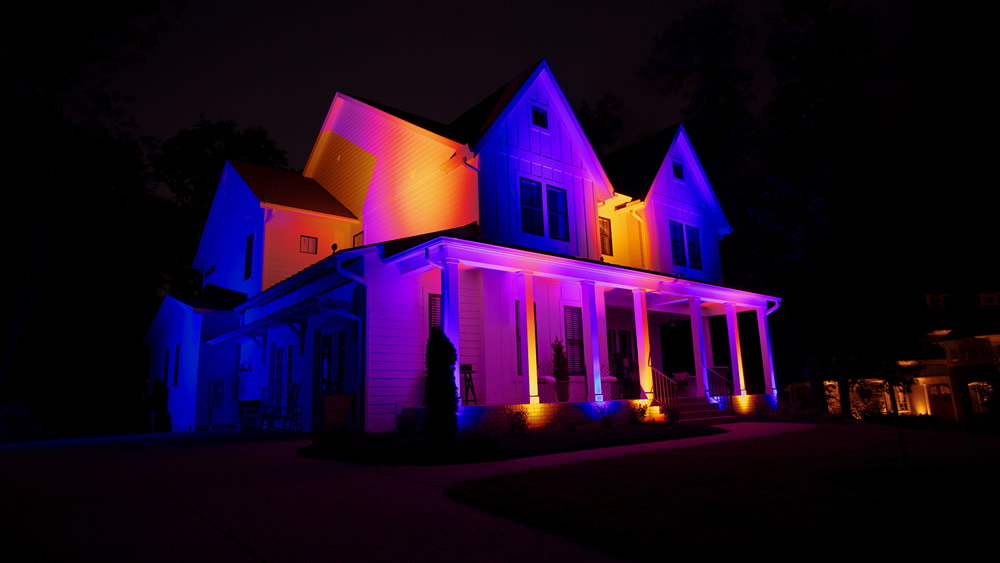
1,423,812,562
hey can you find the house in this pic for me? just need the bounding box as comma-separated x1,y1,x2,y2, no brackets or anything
814,289,998,421
144,60,781,433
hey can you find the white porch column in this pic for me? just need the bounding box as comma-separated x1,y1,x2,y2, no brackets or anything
516,271,540,404
581,281,603,401
757,307,777,396
688,297,708,399
633,288,652,400
724,302,746,396
441,258,462,407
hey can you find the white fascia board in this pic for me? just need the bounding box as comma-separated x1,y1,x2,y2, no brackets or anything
387,237,779,309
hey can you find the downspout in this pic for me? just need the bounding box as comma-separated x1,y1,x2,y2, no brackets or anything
334,252,368,431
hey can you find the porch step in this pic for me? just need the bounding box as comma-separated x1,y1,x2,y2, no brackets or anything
648,397,736,425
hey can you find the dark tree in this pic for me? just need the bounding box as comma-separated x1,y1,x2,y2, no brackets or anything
424,328,458,442
577,94,623,157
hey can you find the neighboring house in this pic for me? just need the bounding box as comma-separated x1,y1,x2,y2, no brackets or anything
816,290,999,421
145,60,781,433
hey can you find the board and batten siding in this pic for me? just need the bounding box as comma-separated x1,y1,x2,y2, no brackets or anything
478,77,601,261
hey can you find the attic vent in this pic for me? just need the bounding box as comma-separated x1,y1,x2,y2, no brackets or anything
532,107,548,129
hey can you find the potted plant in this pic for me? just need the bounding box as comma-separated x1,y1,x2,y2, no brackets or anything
552,337,570,402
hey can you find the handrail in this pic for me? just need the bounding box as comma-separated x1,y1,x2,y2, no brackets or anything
706,366,734,413
650,366,677,408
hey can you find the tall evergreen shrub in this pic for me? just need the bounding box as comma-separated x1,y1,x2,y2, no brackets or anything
424,327,458,441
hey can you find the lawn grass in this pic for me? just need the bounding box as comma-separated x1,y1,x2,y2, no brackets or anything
445,422,1000,559
297,420,726,466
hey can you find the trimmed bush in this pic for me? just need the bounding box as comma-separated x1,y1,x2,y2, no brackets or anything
424,327,458,442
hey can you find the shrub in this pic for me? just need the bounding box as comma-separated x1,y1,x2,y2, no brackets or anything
551,337,569,382
557,410,578,432
592,404,614,428
666,407,680,423
502,406,529,435
625,402,648,425
424,327,458,442
395,409,421,437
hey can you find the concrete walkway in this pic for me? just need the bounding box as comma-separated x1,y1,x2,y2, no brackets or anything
0,422,811,562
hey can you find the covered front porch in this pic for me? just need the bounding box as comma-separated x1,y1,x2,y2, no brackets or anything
387,236,780,420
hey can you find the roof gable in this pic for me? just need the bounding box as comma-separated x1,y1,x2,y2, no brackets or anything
473,60,615,200
605,125,730,236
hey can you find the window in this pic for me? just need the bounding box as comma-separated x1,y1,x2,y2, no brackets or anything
163,349,170,386
672,161,684,180
532,107,548,129
244,233,254,280
685,225,702,270
173,344,180,387
429,294,441,331
980,293,999,307
669,221,686,267
299,235,317,254
520,177,571,242
546,186,569,241
353,231,363,248
564,307,583,375
599,217,613,255
520,178,544,236
669,221,703,270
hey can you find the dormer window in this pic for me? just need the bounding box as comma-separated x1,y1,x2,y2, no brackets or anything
532,107,548,129
672,161,684,180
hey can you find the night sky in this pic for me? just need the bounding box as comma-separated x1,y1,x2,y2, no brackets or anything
112,0,902,169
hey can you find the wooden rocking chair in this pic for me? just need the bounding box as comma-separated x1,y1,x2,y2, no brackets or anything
260,382,302,432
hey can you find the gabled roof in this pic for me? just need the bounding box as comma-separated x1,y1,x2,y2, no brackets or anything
601,124,681,200
229,160,356,220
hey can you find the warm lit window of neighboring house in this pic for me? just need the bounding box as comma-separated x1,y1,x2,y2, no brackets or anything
669,221,702,270
925,293,950,309
520,178,570,242
244,233,254,280
980,292,999,307
300,235,317,254
599,217,613,255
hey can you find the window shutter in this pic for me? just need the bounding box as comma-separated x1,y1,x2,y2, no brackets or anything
565,307,584,375
429,294,442,331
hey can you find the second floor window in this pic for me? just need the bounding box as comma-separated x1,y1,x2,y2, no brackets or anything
599,217,613,255
520,177,570,242
244,233,254,280
300,235,318,254
546,186,569,241
669,221,702,270
520,179,544,236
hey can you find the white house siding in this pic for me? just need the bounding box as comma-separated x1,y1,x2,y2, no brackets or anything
643,134,726,284
193,162,266,298
261,208,353,291
307,96,479,247
478,75,601,261
194,313,240,430
364,254,429,431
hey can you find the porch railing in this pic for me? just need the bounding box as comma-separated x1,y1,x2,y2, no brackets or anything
651,367,678,408
707,366,734,413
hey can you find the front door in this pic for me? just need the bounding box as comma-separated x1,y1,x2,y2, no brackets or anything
928,384,955,421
